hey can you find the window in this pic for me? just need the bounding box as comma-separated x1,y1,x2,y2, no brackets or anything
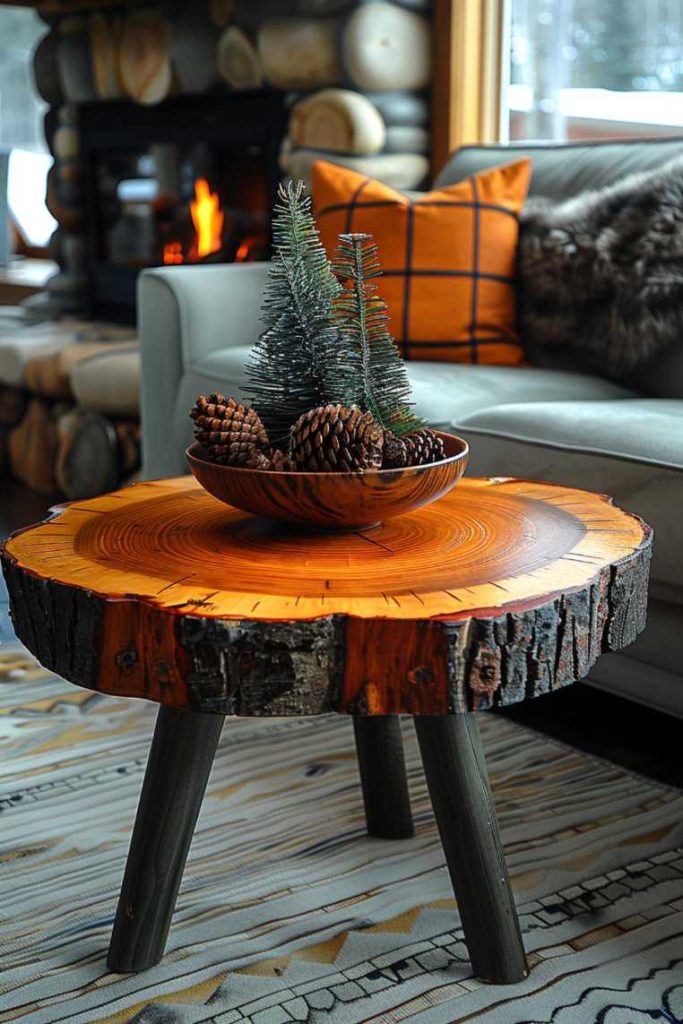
505,0,683,141
0,6,55,249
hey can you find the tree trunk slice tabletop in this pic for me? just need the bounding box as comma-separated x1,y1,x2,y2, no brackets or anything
2,475,651,716
0,475,652,984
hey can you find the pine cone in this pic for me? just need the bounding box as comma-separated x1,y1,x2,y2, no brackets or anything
290,404,383,472
382,432,408,469
202,444,271,468
190,394,269,467
404,429,445,466
269,449,296,472
247,449,272,470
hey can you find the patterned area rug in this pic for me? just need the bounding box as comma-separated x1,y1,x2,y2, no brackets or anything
1,644,683,1024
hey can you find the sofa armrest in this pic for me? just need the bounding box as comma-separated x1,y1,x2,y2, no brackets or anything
138,263,269,480
139,263,269,365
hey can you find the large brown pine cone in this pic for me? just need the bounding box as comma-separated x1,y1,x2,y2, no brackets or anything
190,394,270,467
290,404,384,472
404,428,445,466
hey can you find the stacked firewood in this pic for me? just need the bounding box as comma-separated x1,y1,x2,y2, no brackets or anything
0,383,140,498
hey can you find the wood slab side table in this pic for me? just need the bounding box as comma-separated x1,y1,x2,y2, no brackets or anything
1,476,652,985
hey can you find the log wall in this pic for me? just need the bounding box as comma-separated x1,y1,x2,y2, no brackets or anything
34,0,434,314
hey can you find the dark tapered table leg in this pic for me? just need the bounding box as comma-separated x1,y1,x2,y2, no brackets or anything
107,706,224,973
414,713,528,984
353,716,414,839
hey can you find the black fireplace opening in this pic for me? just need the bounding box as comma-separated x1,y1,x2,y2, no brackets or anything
79,92,288,323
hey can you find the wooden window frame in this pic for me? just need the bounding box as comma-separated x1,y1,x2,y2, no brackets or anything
432,0,507,174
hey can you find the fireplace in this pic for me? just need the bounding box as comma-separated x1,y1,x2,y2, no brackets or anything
79,92,287,322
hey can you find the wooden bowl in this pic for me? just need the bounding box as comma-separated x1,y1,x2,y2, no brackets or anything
186,431,469,530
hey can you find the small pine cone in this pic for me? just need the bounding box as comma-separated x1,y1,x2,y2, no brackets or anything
190,394,269,466
203,440,267,468
404,428,445,466
246,449,272,470
290,404,383,472
382,432,408,469
269,449,296,472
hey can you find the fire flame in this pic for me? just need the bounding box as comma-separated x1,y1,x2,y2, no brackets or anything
190,178,224,258
161,179,224,265
163,241,183,265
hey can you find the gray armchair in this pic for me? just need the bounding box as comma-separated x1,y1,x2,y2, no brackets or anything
139,137,683,717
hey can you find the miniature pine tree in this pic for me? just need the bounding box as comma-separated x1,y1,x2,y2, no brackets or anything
242,180,352,443
332,232,424,436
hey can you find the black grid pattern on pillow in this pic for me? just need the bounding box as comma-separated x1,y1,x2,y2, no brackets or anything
316,182,520,361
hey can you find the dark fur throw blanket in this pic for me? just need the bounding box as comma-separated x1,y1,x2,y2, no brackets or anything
518,156,683,381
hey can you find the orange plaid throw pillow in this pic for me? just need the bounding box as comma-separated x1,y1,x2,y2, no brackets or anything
312,158,531,365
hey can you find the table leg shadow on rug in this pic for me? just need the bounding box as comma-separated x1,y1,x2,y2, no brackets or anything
1,644,682,1024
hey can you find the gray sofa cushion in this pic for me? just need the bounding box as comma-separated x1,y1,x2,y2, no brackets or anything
175,350,637,455
458,398,683,603
408,363,635,427
436,138,683,200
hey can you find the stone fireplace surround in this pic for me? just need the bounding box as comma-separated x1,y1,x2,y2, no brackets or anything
35,0,434,316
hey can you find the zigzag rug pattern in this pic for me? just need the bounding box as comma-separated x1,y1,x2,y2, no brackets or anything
1,645,682,1024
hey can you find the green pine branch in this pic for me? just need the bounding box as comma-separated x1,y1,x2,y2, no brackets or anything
332,232,424,436
243,181,353,443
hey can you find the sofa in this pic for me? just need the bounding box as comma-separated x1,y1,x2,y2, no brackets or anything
138,137,683,719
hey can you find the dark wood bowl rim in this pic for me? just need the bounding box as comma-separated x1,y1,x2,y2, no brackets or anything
186,431,469,478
